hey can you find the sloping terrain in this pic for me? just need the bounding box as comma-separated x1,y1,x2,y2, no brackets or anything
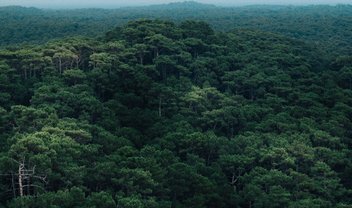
0,19,352,207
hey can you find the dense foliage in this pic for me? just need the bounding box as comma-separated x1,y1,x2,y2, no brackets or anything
1,5,352,208
1,2,352,57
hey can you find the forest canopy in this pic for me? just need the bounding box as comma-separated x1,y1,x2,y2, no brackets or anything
1,3,352,56
1,2,352,208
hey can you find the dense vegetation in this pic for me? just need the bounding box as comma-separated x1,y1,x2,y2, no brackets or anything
1,2,352,208
1,2,352,57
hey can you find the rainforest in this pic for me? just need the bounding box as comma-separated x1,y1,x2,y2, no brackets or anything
0,1,352,208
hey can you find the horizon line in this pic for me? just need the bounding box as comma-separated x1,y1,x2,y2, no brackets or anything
0,1,351,10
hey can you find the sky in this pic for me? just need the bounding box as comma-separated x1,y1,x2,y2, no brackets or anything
0,0,351,8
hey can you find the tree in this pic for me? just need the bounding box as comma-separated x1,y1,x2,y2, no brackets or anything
145,34,174,59
180,20,214,41
133,44,149,65
52,47,79,74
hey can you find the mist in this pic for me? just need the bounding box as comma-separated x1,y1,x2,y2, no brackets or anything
0,0,351,8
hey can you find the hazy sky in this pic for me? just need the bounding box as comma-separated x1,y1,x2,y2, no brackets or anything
0,0,351,8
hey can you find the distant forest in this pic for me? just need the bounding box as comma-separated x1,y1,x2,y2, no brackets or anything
1,2,352,57
1,2,352,208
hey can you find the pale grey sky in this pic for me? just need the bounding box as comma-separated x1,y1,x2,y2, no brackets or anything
0,0,351,8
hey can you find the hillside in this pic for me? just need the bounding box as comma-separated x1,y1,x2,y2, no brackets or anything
0,19,352,207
